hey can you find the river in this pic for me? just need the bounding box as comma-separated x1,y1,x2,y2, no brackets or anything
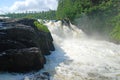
0,21,120,80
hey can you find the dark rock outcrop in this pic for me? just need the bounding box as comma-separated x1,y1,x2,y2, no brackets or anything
0,47,45,72
0,18,55,72
15,18,55,55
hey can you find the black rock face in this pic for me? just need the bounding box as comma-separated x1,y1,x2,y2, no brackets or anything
0,18,55,72
0,47,45,72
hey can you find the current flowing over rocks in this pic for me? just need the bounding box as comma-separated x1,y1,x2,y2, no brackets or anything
41,21,120,80
0,20,120,80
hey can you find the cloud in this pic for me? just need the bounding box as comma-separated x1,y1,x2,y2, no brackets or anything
9,0,58,12
0,7,10,14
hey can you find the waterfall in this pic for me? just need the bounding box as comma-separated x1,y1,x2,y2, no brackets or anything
43,20,120,80
0,20,120,80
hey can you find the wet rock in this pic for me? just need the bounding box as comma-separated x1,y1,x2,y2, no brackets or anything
0,47,46,72
0,18,55,72
15,18,55,55
23,72,50,80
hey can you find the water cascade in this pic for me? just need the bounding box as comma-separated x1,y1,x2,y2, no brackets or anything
0,21,120,80
43,21,120,80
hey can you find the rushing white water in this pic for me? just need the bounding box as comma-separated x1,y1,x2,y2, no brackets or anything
0,20,120,80
43,21,120,80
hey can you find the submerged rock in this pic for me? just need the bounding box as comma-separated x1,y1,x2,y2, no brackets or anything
0,18,55,72
23,72,50,80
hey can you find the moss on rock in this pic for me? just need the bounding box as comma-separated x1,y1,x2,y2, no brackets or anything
34,21,49,32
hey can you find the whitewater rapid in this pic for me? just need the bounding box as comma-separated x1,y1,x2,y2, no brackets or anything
43,21,120,80
0,20,120,80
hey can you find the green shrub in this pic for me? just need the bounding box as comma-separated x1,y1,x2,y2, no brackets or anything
110,14,120,42
34,21,49,32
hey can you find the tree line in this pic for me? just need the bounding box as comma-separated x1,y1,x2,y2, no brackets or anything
3,10,56,20
56,0,120,43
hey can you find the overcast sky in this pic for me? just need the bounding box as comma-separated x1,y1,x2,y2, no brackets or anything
0,0,58,14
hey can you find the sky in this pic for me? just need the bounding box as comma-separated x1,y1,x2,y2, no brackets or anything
0,0,58,14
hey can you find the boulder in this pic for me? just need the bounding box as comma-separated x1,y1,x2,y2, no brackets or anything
0,18,55,72
0,47,46,72
1,18,55,55
0,25,40,48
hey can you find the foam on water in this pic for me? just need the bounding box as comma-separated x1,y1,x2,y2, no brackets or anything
44,21,120,80
0,21,120,80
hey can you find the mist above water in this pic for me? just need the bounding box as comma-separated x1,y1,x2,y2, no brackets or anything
73,14,113,41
